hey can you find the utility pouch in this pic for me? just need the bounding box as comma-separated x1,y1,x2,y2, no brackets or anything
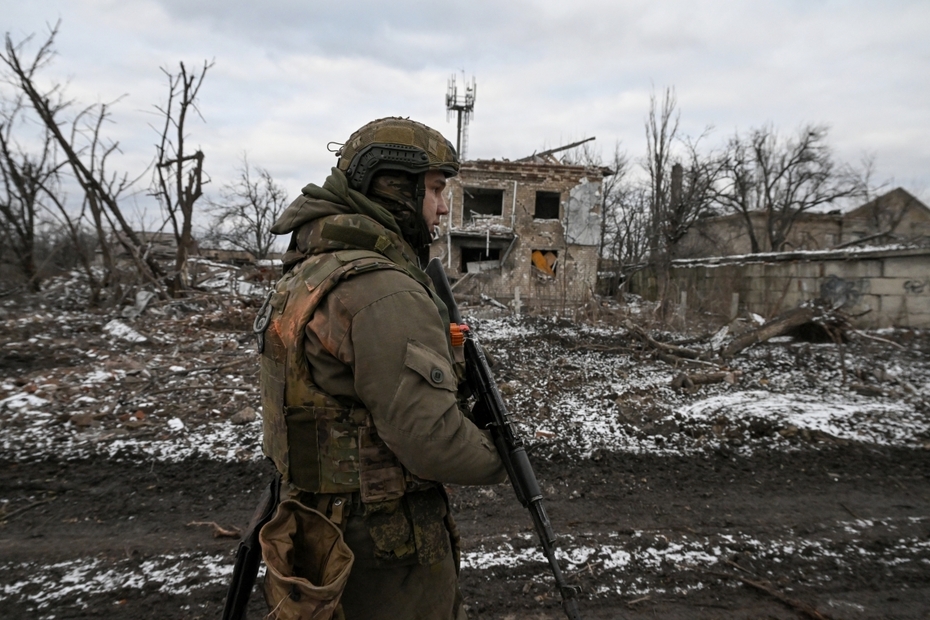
358,424,406,504
260,500,355,620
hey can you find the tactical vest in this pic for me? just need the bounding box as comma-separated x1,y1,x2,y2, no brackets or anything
258,248,422,503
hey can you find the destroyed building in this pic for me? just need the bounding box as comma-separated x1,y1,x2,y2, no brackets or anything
110,231,201,262
678,187,930,257
628,187,930,328
429,157,611,312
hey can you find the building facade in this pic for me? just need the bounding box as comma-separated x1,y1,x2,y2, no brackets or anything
430,159,610,312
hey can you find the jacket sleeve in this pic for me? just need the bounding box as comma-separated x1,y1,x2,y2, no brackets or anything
313,270,506,486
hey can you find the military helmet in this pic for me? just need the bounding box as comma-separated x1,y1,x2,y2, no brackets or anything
336,117,459,194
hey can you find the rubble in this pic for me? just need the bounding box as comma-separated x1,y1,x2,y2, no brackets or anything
230,406,257,425
102,319,148,343
0,270,266,464
1,273,928,618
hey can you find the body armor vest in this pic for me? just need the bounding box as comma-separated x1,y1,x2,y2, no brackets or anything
258,248,418,502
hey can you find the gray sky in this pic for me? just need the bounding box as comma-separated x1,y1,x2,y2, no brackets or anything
4,0,929,223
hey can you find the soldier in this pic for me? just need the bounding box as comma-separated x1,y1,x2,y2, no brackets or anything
256,117,505,620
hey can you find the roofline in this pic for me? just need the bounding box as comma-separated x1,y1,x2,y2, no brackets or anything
460,159,613,177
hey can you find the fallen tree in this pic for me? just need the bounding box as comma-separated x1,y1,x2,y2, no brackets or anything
723,303,851,358
722,305,816,357
619,300,855,390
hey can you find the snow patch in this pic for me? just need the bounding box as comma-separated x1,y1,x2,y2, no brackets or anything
102,320,147,343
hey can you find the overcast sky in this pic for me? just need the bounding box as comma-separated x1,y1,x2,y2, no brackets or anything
4,0,929,226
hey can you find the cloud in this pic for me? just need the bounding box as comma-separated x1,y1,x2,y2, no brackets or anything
1,0,927,216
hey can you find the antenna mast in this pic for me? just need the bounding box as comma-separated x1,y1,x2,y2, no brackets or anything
445,74,476,160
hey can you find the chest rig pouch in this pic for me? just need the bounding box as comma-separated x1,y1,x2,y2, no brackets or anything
258,249,413,503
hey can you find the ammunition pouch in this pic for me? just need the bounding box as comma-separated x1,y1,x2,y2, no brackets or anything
260,499,354,620
279,403,411,502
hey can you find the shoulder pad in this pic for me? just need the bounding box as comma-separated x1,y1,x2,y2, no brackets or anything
298,250,408,290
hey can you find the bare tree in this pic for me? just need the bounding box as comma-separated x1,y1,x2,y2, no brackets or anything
606,185,651,266
0,97,62,290
151,60,212,294
716,124,866,252
597,145,630,260
38,178,106,304
1,23,165,299
592,145,650,268
644,87,679,260
643,88,725,261
207,155,287,260
662,135,725,258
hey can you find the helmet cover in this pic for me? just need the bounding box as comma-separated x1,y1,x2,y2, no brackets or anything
337,117,459,194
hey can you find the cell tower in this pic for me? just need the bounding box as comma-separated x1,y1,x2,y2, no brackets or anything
445,74,476,160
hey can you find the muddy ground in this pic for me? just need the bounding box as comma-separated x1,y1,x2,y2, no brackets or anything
2,446,928,619
1,288,929,619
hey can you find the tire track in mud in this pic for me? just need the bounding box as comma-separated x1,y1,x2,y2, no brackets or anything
2,445,928,619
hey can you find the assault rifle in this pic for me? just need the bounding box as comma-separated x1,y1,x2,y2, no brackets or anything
425,258,582,620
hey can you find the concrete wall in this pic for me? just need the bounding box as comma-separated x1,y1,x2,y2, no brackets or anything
430,160,606,311
628,247,930,328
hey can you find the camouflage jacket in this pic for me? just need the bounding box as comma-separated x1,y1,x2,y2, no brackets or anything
267,168,504,490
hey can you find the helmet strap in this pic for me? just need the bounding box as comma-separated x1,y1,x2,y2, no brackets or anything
409,171,430,247
415,171,427,213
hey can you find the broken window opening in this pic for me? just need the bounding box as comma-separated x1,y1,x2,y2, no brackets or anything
534,191,561,219
461,247,501,274
531,249,558,278
463,187,504,222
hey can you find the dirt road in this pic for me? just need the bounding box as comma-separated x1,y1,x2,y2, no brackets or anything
2,443,928,619
2,303,929,619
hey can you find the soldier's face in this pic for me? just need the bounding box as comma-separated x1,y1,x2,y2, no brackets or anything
422,170,449,231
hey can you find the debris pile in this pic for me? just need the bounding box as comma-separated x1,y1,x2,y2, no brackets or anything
472,309,929,457
0,270,268,463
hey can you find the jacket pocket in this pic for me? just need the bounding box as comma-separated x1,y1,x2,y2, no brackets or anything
402,340,457,392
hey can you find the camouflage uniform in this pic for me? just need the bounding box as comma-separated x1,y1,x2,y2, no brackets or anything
259,120,505,620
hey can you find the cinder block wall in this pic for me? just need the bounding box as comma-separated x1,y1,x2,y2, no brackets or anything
628,248,930,328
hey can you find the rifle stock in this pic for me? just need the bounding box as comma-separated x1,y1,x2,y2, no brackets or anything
425,258,582,620
221,473,280,620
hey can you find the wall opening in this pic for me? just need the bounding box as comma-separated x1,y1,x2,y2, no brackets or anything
531,249,558,278
463,187,504,221
534,191,560,219
461,246,501,273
